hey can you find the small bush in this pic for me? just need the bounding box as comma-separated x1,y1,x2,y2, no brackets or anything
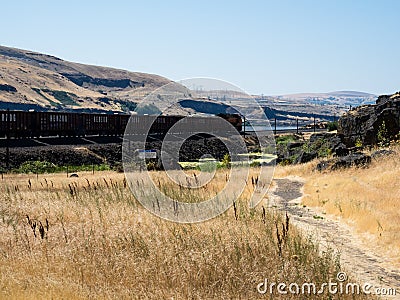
42,89,79,106
377,121,390,147
199,160,218,173
16,161,57,174
14,162,111,174
112,162,124,173
146,161,158,171
275,135,297,145
318,147,332,157
355,138,363,148
250,161,261,167
135,104,161,115
279,158,293,166
327,121,338,132
221,154,231,168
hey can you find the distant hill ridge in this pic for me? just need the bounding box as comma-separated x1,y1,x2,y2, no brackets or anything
0,45,381,118
280,91,375,98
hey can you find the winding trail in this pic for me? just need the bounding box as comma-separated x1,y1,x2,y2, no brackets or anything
266,176,400,299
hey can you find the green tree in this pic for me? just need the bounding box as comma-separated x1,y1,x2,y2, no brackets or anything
327,121,338,132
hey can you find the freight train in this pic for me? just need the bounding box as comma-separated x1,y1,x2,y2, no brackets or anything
0,110,242,138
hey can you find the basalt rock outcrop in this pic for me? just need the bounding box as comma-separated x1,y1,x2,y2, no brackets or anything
338,92,400,147
316,152,372,172
276,132,348,164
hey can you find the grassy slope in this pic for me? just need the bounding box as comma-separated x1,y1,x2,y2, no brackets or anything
0,45,172,111
0,170,372,299
0,59,102,108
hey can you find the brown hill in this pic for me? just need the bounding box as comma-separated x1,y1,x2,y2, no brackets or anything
0,45,172,112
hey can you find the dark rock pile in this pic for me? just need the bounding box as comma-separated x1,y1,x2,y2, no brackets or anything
276,132,348,164
275,131,397,171
316,153,372,171
370,149,396,159
0,144,121,170
0,137,232,171
338,93,400,147
315,148,397,172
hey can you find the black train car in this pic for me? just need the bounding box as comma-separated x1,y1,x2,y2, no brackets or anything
149,115,184,135
217,113,242,132
34,111,74,137
126,115,184,136
0,110,35,138
0,110,127,138
146,114,241,136
0,110,242,138
0,110,16,137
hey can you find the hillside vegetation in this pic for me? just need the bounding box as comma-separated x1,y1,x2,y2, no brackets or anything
0,46,171,112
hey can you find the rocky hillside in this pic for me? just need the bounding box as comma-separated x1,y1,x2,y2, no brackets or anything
0,45,172,112
338,92,400,146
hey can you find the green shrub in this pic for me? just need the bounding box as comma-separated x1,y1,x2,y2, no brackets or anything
250,161,261,168
135,104,161,115
262,145,276,154
16,161,57,174
275,135,297,145
221,153,231,168
279,158,292,166
14,162,111,174
317,147,332,157
115,100,137,112
42,89,79,106
199,160,218,173
377,121,390,147
112,162,124,173
327,121,338,132
355,138,363,148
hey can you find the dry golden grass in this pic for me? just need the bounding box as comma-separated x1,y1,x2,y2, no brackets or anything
0,170,372,299
276,145,400,267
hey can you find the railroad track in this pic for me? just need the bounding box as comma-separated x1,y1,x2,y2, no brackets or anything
0,127,328,148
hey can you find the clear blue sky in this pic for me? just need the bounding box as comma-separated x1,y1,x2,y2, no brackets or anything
1,0,399,95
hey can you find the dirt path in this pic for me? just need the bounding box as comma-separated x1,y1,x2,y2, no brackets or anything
266,176,400,298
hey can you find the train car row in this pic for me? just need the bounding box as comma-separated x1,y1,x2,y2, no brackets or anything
0,110,129,138
0,110,242,138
